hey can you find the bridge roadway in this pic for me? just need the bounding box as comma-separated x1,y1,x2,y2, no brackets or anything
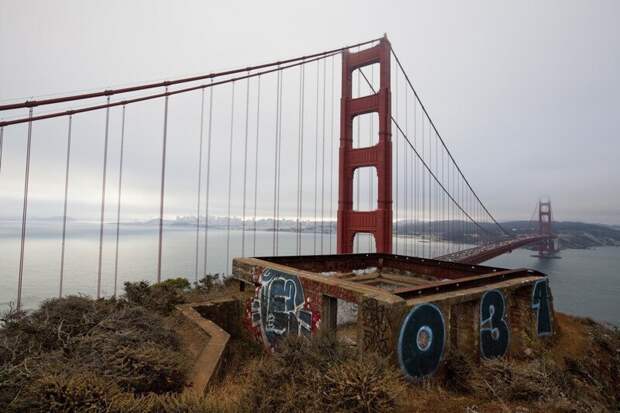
435,234,554,265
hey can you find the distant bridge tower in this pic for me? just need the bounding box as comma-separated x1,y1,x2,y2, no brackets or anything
537,199,558,257
337,36,392,254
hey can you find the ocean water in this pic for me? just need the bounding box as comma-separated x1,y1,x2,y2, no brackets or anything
487,247,620,326
1,221,618,326
0,221,455,311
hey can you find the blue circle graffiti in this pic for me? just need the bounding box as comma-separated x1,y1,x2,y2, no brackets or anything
397,304,445,379
250,269,312,348
480,289,509,359
532,278,553,336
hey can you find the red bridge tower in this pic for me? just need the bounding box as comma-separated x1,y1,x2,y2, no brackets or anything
537,199,558,257
337,36,392,253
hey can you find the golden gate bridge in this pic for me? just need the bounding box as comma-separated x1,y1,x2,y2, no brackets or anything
0,35,557,310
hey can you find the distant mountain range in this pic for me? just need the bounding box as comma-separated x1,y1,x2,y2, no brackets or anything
2,216,619,250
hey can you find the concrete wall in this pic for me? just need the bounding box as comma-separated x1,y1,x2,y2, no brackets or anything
232,257,555,380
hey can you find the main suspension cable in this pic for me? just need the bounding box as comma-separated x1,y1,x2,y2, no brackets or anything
1,38,381,112
390,47,510,237
357,69,493,236
0,52,339,128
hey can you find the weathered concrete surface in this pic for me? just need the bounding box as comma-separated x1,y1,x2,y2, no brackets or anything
232,253,555,380
174,303,232,395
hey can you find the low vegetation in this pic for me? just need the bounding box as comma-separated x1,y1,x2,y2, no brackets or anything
0,276,212,412
1,276,618,412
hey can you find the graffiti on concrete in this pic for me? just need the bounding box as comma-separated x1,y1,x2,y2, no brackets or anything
397,303,445,379
250,268,313,349
480,290,509,359
532,279,553,336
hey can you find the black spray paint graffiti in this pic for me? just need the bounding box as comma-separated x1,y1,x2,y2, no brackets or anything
532,278,553,336
397,303,445,379
480,290,510,359
251,269,312,348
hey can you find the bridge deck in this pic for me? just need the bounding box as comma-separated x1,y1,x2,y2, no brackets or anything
435,234,554,264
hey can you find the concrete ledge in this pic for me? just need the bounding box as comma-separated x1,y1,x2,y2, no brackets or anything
175,303,231,395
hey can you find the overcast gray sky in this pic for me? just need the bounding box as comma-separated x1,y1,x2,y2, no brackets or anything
1,0,619,225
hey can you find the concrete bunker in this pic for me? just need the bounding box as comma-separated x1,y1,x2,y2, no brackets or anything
233,253,555,380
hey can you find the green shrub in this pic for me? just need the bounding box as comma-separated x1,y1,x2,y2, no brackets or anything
124,280,186,315
160,277,192,291
194,274,220,293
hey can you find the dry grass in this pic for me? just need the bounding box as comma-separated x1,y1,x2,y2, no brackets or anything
2,276,619,413
240,333,406,413
0,282,192,412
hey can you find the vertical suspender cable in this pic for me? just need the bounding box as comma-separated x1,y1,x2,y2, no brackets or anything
225,82,235,274
434,129,438,255
320,58,327,254
113,106,126,296
355,67,361,253
241,75,251,257
329,56,335,254
369,65,374,252
413,99,417,256
437,135,445,255
403,82,409,255
296,65,305,255
428,122,432,257
272,70,281,254
394,66,399,254
313,60,319,254
194,91,205,282
409,135,415,255
440,134,444,254
429,126,433,256
156,90,169,284
252,77,261,256
203,82,214,275
409,99,416,256
420,112,425,257
16,108,33,310
97,97,111,297
275,69,284,254
59,115,72,298
449,155,452,252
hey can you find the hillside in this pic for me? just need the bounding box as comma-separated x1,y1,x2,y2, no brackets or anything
1,278,618,412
